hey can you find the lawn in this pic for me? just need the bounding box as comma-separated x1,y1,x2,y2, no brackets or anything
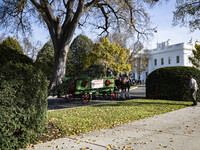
40,99,191,142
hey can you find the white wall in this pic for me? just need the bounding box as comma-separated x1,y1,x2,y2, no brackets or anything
133,41,196,83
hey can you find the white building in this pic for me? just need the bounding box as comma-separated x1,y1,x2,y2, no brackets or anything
132,39,197,82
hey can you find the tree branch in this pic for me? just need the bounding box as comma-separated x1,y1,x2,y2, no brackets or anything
62,0,75,30
124,0,143,34
40,0,56,22
62,0,85,45
72,0,85,23
98,3,109,34
84,0,101,10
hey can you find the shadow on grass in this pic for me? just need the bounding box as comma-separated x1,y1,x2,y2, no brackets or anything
91,99,191,108
133,101,191,106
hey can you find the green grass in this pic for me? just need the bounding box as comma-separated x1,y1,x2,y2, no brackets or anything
47,99,191,138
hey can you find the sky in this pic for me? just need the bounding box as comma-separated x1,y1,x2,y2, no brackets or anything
147,1,200,49
19,1,200,50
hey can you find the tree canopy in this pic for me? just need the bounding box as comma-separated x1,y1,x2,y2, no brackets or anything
80,64,106,78
0,0,159,89
0,0,157,38
0,37,24,54
65,34,93,77
88,37,131,74
173,0,200,31
35,40,54,80
189,44,200,68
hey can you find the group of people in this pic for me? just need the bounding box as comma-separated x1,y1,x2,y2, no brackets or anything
106,67,130,78
106,67,114,77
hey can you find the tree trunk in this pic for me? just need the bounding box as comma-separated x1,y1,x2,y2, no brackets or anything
48,42,69,90
44,1,88,90
47,11,81,90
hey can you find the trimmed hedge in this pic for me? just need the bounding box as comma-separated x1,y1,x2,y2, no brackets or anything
0,63,48,149
0,46,33,65
146,66,200,101
0,46,48,149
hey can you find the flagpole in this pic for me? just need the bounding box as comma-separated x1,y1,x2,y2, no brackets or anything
157,30,158,47
153,26,158,48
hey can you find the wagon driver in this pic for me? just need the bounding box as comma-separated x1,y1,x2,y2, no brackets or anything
106,67,113,77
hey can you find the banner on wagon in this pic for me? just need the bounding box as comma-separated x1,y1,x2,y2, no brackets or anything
91,79,104,89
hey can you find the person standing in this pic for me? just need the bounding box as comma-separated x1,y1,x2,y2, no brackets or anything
189,75,199,106
106,67,113,77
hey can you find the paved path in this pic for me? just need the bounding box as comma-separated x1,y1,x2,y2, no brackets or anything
24,86,200,150
130,85,146,98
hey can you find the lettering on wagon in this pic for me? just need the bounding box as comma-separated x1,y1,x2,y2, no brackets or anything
91,80,104,89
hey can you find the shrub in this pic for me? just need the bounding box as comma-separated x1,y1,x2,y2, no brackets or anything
0,61,47,148
0,37,24,54
0,46,33,65
146,66,200,101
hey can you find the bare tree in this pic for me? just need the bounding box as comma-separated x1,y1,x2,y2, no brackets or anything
22,38,42,60
129,41,150,77
173,0,200,32
107,31,130,48
0,0,159,89
0,33,6,43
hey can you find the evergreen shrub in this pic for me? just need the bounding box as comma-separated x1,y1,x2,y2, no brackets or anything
0,47,47,149
146,66,200,101
0,46,33,65
0,36,24,54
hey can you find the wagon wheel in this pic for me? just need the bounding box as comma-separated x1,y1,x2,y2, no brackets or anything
111,91,116,100
81,93,91,104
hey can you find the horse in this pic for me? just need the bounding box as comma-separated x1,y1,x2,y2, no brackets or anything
115,74,131,99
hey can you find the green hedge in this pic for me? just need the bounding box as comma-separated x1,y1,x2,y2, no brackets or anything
0,63,48,149
0,46,33,65
146,66,200,101
0,45,48,149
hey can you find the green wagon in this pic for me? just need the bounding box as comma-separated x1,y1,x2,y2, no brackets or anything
49,77,117,104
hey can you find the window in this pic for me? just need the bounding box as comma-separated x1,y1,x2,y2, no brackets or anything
161,58,164,65
154,59,157,66
176,56,180,63
168,57,171,64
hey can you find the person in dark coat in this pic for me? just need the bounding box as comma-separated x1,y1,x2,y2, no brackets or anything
106,67,112,77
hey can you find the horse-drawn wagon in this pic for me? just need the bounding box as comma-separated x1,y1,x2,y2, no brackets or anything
49,77,117,104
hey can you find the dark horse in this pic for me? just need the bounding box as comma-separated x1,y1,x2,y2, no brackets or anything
115,74,131,99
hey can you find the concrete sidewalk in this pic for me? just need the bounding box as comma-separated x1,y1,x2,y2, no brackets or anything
25,103,200,150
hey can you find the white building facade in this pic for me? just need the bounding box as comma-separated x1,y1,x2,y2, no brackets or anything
132,40,196,82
